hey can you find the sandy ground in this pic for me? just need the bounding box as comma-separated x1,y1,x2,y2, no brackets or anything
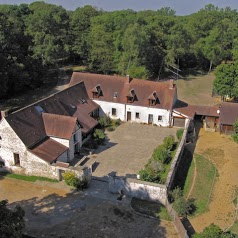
0,178,179,238
190,129,238,232
93,123,177,179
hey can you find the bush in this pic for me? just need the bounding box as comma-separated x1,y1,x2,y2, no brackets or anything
93,129,106,145
98,116,111,127
232,119,238,143
106,126,115,132
63,172,90,189
176,129,184,141
173,197,193,217
152,145,171,164
163,135,175,151
63,171,80,187
139,166,161,183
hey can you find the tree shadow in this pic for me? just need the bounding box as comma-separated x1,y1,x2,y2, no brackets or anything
6,177,169,238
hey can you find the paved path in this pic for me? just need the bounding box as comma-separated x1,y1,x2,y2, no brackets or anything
93,123,177,179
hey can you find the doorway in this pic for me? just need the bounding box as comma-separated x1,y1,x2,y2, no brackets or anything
148,114,153,124
127,111,131,121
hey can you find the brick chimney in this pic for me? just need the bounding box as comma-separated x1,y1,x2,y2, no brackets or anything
126,75,133,84
169,79,174,89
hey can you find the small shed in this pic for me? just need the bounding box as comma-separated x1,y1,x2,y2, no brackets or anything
219,102,238,135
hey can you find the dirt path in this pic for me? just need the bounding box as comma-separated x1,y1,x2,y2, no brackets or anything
0,178,179,238
190,129,238,232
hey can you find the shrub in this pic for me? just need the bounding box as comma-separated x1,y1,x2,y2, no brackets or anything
93,129,106,145
152,145,171,164
176,129,184,141
98,116,111,127
173,197,193,217
106,126,115,132
170,187,184,202
163,135,175,151
139,166,161,183
63,172,90,189
232,119,238,143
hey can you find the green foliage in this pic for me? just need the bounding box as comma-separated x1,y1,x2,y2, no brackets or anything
213,63,238,99
93,129,106,140
170,187,195,217
98,116,112,127
232,119,238,143
0,200,25,238
163,135,175,151
193,224,237,238
176,129,184,141
62,172,89,189
139,135,177,183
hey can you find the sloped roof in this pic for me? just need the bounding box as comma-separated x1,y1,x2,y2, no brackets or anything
6,82,99,148
220,102,238,125
42,113,77,139
173,100,220,118
29,137,68,163
69,72,176,110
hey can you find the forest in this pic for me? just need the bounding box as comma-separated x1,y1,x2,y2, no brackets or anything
1,2,238,99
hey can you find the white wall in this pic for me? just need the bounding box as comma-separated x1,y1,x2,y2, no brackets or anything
93,100,126,121
125,105,171,126
0,118,26,167
93,100,171,126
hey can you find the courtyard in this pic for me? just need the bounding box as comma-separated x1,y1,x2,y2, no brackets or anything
92,122,178,179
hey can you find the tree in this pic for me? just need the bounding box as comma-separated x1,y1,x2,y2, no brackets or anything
70,5,99,63
0,200,25,238
26,2,70,66
213,63,238,100
193,224,237,238
232,119,238,143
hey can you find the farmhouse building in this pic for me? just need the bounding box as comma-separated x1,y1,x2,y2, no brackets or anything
0,72,179,178
70,72,178,127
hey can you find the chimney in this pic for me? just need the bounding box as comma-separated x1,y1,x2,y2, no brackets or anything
169,79,174,89
126,75,133,84
1,110,8,119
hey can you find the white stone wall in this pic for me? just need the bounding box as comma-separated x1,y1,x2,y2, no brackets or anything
0,118,26,167
93,100,171,126
93,100,126,121
125,105,171,126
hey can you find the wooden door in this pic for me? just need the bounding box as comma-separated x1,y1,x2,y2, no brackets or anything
148,114,153,124
127,111,131,121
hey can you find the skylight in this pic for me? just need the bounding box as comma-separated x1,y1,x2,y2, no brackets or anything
35,105,45,114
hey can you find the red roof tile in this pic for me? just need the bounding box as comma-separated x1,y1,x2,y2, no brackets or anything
69,72,176,110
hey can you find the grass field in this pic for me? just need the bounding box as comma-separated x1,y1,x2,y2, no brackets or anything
0,172,58,183
184,154,217,216
229,220,238,235
176,72,219,106
131,197,171,221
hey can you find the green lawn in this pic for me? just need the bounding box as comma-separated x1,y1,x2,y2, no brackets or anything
184,154,217,216
0,172,58,183
183,159,195,197
131,197,171,221
229,220,238,235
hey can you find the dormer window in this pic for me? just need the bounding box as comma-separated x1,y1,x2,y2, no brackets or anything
127,89,136,103
91,85,103,98
148,91,158,106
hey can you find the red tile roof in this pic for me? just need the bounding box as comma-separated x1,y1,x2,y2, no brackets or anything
69,72,177,110
42,113,77,139
174,101,220,118
220,102,238,125
29,138,68,163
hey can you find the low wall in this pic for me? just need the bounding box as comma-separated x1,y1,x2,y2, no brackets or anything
166,119,194,191
108,176,167,205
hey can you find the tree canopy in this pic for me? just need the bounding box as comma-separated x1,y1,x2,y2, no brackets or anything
1,3,238,98
0,200,25,238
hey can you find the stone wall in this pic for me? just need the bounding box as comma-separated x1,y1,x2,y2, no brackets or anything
108,176,167,205
166,119,194,191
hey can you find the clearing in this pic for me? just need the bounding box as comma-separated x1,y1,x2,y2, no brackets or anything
176,72,219,106
186,128,238,232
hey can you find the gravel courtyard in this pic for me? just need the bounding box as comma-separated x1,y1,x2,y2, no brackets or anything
92,123,177,179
